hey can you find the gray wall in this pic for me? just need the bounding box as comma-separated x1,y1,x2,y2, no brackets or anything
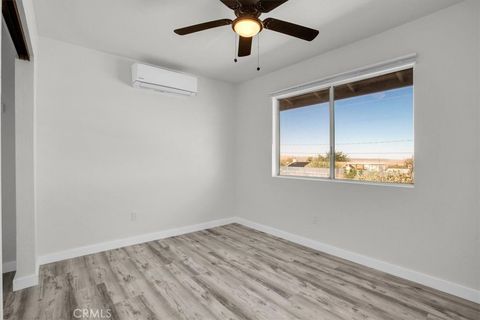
35,37,236,256
234,1,480,291
1,20,17,268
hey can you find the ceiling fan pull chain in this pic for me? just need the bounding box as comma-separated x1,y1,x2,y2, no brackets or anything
257,33,261,71
234,34,238,63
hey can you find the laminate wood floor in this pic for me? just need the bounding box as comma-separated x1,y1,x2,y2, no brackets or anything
3,224,480,319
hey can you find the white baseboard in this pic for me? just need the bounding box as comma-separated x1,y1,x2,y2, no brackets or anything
38,217,237,266
235,217,480,304
15,216,480,303
2,261,16,273
13,272,39,291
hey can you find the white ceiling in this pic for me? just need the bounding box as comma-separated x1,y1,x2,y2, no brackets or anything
33,0,462,83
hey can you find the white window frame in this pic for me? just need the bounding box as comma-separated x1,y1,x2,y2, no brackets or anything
272,54,416,187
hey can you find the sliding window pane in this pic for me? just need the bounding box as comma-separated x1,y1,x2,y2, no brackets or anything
279,89,330,178
334,69,414,184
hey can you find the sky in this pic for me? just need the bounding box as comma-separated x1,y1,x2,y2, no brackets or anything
280,86,414,160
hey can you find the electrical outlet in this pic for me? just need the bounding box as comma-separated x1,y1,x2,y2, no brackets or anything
130,212,137,222
312,216,320,225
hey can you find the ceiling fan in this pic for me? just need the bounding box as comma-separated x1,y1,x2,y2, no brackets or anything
174,0,319,58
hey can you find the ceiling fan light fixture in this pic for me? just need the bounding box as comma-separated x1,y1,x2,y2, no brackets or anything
233,17,262,37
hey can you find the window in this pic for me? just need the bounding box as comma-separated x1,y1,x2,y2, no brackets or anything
275,66,414,185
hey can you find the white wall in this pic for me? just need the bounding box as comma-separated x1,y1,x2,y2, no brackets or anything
14,59,37,289
35,37,236,257
2,20,17,270
235,1,480,292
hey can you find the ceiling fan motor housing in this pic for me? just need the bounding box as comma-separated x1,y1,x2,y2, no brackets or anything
234,5,262,18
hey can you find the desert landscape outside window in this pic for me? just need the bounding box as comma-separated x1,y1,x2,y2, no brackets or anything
279,88,331,178
277,68,414,185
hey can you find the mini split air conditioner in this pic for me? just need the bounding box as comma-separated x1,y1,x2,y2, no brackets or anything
131,63,198,97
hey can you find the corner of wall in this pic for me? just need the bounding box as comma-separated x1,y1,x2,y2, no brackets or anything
0,12,3,319
12,269,39,291
12,0,40,291
476,0,480,292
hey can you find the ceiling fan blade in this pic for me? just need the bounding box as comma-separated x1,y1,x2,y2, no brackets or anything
174,19,232,35
238,36,252,57
263,18,319,41
219,0,241,10
257,0,288,13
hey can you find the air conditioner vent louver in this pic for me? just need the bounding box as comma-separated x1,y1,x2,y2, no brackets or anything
132,63,198,97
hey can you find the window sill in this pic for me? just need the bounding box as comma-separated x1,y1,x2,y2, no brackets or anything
272,175,415,189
